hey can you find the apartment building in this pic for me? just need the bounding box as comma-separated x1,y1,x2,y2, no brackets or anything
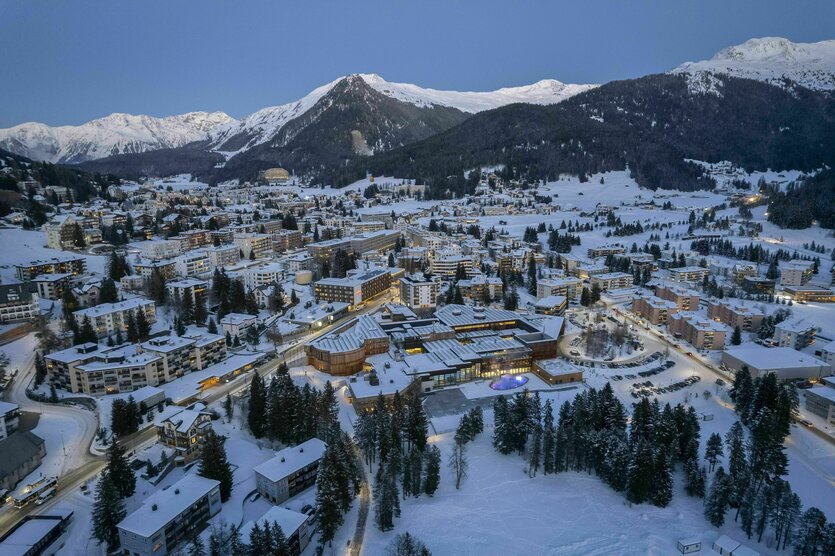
782,285,835,303
43,215,86,249
537,277,581,300
73,298,156,339
32,273,72,301
240,506,313,556
233,233,272,259
779,260,815,287
399,273,440,313
220,313,257,338
587,245,625,258
667,266,710,283
632,295,678,325
118,474,222,556
707,300,765,331
154,404,214,464
140,332,226,382
15,255,87,281
204,244,241,269
272,229,303,252
314,268,391,308
590,272,634,291
0,284,40,323
141,240,182,261
0,401,20,440
457,275,503,302
174,250,212,277
668,311,726,350
45,343,161,395
774,319,817,350
656,285,701,311
254,438,328,504
133,259,177,280
243,263,285,290
166,279,208,306
430,254,474,277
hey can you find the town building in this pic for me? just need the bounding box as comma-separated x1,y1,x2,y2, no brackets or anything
272,229,303,252
537,277,581,300
254,438,328,505
32,273,72,301
117,474,222,556
782,285,835,303
534,295,567,316
430,253,474,277
133,259,177,280
774,319,818,350
233,232,273,259
804,386,835,426
656,285,700,311
314,268,391,308
45,342,161,395
15,255,87,281
306,315,390,375
174,250,212,277
721,346,829,381
587,245,625,258
220,313,257,338
779,260,815,287
0,284,40,323
668,311,726,350
240,506,312,556
243,263,285,290
204,244,241,269
632,295,678,325
457,275,503,302
0,512,74,556
154,404,213,465
741,277,776,295
590,272,634,291
667,266,710,283
399,273,440,313
0,432,46,493
707,300,765,331
73,298,156,339
141,239,182,261
166,279,208,306
0,401,20,440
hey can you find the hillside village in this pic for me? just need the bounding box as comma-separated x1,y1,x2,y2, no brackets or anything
0,159,833,556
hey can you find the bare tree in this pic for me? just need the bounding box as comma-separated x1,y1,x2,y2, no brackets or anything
448,440,468,490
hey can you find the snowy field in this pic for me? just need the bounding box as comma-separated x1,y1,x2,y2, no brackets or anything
0,227,106,284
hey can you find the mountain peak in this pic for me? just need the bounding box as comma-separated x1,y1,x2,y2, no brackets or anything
672,36,835,91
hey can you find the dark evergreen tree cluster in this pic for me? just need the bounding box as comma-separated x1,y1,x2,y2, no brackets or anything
198,430,235,502
547,229,581,253
212,268,251,319
246,368,340,445
353,391,434,531
107,251,132,281
92,440,136,552
766,169,835,230
246,520,290,555
111,395,142,437
493,385,703,507
315,428,361,547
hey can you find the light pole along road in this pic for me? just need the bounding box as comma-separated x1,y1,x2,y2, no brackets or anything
0,292,392,537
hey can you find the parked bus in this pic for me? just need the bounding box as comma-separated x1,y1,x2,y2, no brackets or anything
13,477,58,508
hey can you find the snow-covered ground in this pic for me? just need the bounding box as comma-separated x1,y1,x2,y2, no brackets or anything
0,227,106,285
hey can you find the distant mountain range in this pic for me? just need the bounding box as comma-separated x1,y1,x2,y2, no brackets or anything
1,37,833,198
672,37,835,92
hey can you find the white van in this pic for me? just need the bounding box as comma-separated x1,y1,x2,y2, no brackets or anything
35,487,56,505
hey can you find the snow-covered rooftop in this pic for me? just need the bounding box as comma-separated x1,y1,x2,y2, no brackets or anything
253,438,327,482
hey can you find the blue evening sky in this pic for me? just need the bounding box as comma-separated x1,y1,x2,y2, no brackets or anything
2,0,833,127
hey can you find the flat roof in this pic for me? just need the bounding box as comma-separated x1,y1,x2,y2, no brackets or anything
118,474,219,538
254,438,327,482
239,506,308,541
0,516,66,556
723,346,826,371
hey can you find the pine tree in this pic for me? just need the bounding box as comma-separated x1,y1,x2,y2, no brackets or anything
224,394,234,421
316,442,345,546
705,432,724,472
207,317,218,334
91,474,126,552
198,431,234,502
135,308,150,340
106,440,136,497
423,445,441,497
187,534,206,556
248,372,267,438
626,439,654,504
651,451,673,507
704,467,731,527
683,458,706,498
794,507,828,556
34,352,48,387
731,325,742,345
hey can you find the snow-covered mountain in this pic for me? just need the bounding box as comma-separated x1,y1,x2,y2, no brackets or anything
672,37,835,91
208,73,596,155
0,111,235,164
